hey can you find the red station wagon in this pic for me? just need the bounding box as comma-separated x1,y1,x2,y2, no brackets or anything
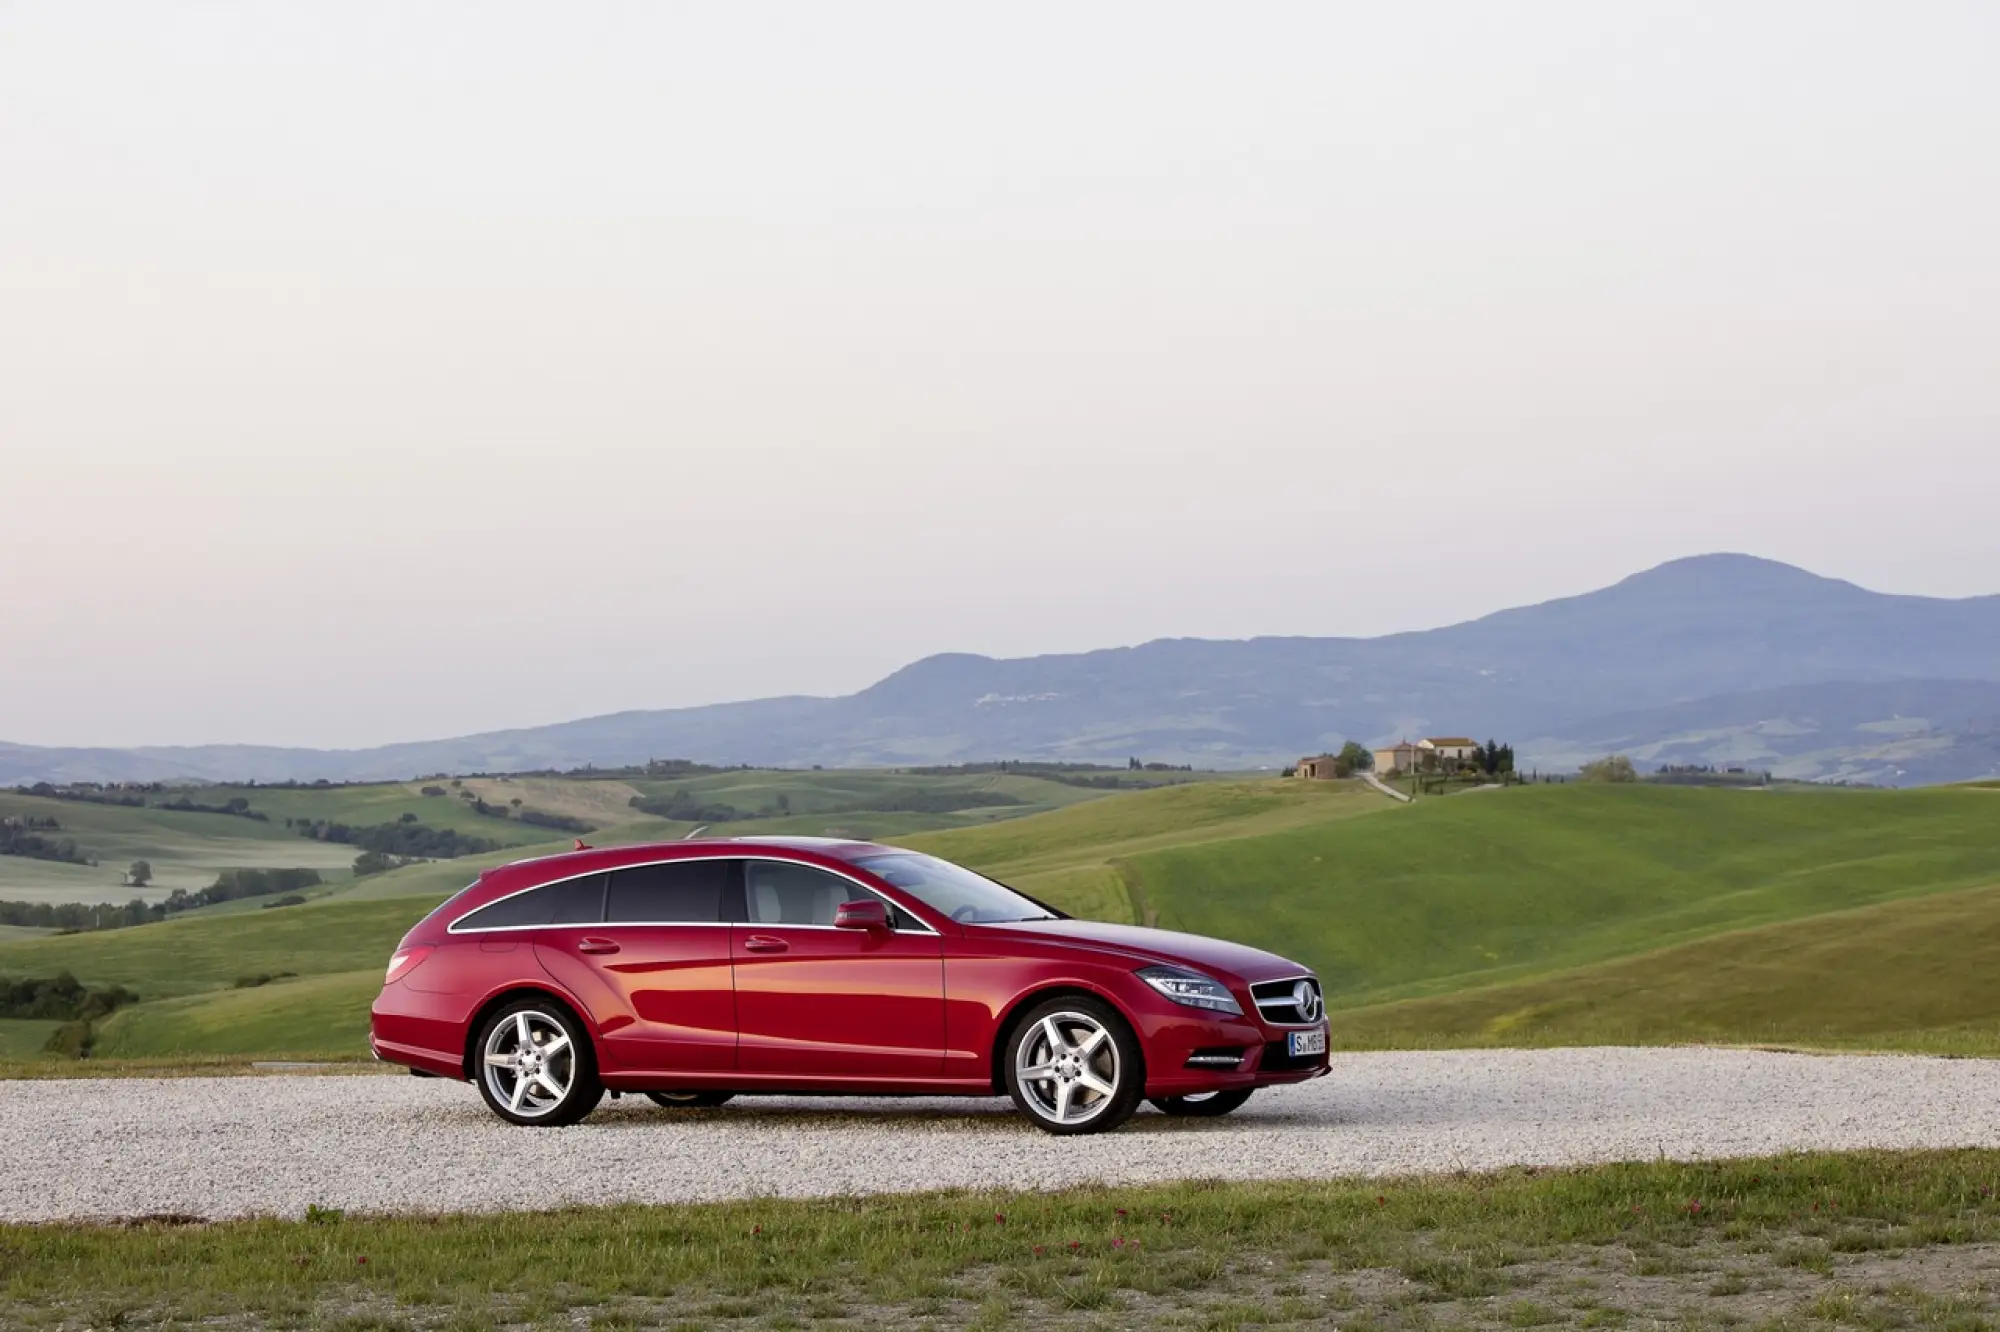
370,836,1329,1134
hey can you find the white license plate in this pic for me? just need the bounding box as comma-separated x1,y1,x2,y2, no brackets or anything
1287,1027,1327,1058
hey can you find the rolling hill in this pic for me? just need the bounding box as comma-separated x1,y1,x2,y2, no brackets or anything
5,554,1998,783
11,777,2000,1065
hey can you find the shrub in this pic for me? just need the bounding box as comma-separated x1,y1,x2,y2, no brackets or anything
1580,755,1639,783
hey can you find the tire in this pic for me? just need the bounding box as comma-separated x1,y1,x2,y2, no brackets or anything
1150,1088,1254,1118
474,999,604,1127
645,1091,736,1110
1003,996,1144,1135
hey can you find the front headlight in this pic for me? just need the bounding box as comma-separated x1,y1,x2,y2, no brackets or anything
1137,965,1243,1016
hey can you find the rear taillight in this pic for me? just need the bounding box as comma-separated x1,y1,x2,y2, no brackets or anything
384,945,436,985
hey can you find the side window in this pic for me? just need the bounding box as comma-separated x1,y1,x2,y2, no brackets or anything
455,874,605,931
606,860,730,924
743,860,919,930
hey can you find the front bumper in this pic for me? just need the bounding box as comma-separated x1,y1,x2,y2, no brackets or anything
1132,1004,1330,1097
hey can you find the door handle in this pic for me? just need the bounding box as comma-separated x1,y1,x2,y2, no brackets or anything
743,935,789,953
577,937,621,955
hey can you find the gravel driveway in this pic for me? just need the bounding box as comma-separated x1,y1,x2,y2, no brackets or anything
9,1047,2000,1223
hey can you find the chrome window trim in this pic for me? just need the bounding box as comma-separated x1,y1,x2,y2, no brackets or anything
740,858,938,936
446,852,939,937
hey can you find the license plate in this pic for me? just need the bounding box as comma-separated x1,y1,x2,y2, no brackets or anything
1287,1027,1327,1058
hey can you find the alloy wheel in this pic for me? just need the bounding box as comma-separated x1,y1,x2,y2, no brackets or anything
1014,1010,1122,1128
482,1009,577,1120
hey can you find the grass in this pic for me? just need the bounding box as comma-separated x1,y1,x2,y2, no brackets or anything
0,896,422,1001
901,777,1389,921
194,781,571,845
1132,783,2000,1007
0,1017,60,1058
1330,877,2000,1052
9,1150,2000,1328
0,790,360,902
89,969,384,1060
14,777,2000,1067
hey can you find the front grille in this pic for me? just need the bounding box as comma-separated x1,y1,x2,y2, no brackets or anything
1251,975,1323,1026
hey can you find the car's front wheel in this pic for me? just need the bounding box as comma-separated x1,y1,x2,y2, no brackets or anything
475,1000,604,1127
1004,997,1144,1135
645,1091,735,1110
1150,1088,1254,1118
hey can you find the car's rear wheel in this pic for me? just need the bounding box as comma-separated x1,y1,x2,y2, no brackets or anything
645,1091,735,1109
1004,997,1143,1135
475,1000,603,1127
1149,1088,1254,1118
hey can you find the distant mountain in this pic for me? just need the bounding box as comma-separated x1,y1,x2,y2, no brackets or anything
5,554,1998,786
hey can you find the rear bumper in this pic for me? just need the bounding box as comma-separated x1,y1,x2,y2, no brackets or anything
370,984,470,1081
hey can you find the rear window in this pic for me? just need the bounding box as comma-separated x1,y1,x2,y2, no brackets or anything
453,874,606,931
606,860,731,923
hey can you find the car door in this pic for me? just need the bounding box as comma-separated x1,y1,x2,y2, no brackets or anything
730,857,946,1080
534,858,738,1076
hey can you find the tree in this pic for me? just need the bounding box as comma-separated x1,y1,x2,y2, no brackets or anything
126,860,153,887
1580,755,1639,783
1335,741,1373,776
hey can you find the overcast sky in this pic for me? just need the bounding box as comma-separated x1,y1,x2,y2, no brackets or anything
3,2,1996,750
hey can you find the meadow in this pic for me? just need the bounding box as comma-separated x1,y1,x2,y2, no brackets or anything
7,773,2000,1066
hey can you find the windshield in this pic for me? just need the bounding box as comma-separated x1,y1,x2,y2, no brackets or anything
853,852,1056,924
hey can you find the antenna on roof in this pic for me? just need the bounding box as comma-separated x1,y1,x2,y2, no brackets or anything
573,838,591,851
683,825,709,840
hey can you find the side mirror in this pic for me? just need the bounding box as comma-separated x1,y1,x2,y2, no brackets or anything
833,899,890,931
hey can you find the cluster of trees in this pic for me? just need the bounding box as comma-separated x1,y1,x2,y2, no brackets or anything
627,791,761,823
0,972,140,1023
460,796,590,833
288,817,501,859
1469,740,1516,777
1580,755,1640,783
16,783,268,820
628,786,1026,823
149,794,268,821
0,868,325,933
0,819,89,865
907,761,1127,775
352,850,421,877
904,761,1176,790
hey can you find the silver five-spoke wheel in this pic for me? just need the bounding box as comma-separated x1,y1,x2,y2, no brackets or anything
1005,998,1142,1134
475,1001,602,1126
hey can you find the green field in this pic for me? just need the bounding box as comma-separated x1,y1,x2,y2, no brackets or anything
10,775,2000,1067
1329,878,2000,1053
1132,783,2000,1007
0,790,360,902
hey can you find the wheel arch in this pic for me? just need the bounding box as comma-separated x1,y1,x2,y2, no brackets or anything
987,982,1144,1094
460,984,598,1081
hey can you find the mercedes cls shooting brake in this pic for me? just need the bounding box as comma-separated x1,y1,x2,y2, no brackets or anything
370,836,1329,1134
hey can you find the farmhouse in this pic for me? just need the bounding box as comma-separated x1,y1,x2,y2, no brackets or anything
1423,737,1480,767
1295,754,1340,779
1371,741,1424,775
1372,737,1482,775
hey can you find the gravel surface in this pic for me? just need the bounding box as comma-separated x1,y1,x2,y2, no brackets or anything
9,1047,2000,1223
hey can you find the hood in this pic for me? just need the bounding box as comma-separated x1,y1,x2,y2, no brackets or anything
981,918,1310,984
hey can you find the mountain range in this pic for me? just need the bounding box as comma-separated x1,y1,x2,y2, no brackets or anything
6,554,1998,787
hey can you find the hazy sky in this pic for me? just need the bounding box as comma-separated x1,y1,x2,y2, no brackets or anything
3,2,1996,749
